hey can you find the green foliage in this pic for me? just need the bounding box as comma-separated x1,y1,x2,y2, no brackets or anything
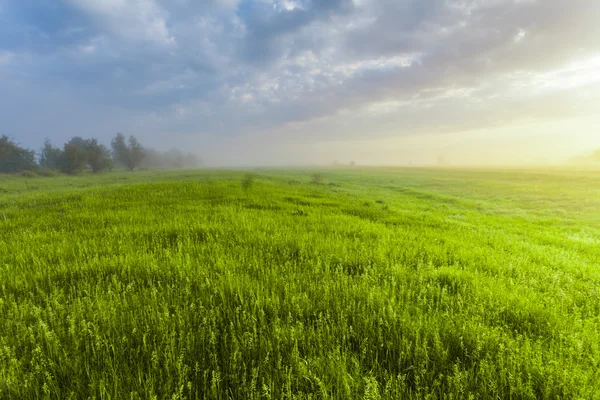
128,136,145,170
35,168,58,177
59,142,88,174
111,133,146,171
49,137,113,174
1,167,600,398
111,132,129,168
38,138,62,170
0,136,37,173
85,138,112,173
66,136,88,149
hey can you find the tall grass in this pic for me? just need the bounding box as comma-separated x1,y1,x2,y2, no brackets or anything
1,167,599,398
311,173,324,184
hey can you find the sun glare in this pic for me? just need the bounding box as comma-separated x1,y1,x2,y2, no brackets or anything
544,54,600,90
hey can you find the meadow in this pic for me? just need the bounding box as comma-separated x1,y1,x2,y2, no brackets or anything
1,167,599,399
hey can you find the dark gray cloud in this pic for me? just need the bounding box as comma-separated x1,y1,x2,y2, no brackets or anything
0,0,598,155
239,0,354,63
0,1,95,54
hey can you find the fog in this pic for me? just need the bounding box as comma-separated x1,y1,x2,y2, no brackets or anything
1,0,599,167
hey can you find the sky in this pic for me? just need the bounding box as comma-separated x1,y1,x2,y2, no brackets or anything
1,0,599,166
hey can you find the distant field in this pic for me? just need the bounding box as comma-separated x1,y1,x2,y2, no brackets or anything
1,167,599,399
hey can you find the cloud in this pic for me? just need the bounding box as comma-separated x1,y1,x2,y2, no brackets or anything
237,0,354,64
0,0,599,163
65,0,175,45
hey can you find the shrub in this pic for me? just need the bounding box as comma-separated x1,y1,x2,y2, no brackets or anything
21,170,37,178
36,168,58,177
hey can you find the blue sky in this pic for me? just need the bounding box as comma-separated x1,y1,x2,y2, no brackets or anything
1,0,599,165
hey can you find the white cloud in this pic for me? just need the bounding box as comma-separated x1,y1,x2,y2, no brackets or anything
2,0,600,165
138,69,198,94
66,0,175,45
513,29,526,43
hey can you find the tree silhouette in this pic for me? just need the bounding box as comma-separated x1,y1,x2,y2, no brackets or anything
85,138,112,173
39,139,62,170
111,133,145,171
0,136,36,173
59,143,88,174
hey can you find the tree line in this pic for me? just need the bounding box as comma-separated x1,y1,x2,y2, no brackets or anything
0,134,201,174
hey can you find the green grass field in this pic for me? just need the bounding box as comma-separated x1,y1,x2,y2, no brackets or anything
1,167,599,399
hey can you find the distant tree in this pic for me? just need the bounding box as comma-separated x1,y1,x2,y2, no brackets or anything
67,136,89,149
111,133,128,168
0,136,37,173
85,138,112,173
128,136,145,169
111,133,145,171
139,147,202,169
59,143,88,174
39,139,63,170
139,148,164,169
164,149,201,169
184,152,201,168
165,148,184,168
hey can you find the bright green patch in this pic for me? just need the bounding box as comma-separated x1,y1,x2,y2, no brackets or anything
1,167,599,399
